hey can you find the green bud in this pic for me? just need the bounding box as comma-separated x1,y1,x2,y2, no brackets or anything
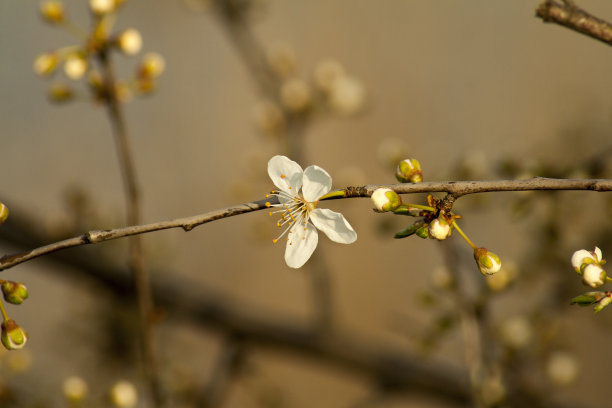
0,202,8,226
594,295,612,313
395,158,423,183
371,188,401,212
1,319,28,350
1,281,29,305
394,221,424,239
569,292,604,306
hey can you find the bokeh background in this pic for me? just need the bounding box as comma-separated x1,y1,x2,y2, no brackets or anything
1,0,612,407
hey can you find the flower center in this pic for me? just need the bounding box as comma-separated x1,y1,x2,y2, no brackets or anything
265,190,313,244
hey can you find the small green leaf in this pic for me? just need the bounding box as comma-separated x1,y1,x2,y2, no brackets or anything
394,221,424,239
569,294,598,306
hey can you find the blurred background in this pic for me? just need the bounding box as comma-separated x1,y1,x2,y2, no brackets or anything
1,0,612,407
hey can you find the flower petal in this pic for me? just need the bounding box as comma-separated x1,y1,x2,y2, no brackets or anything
268,155,303,194
285,223,318,268
302,165,332,202
310,208,357,244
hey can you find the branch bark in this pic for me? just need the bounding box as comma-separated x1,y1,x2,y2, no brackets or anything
536,0,612,46
1,178,611,273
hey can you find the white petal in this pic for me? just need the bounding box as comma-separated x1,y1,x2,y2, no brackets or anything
268,155,303,194
310,208,357,244
302,165,332,202
571,249,594,272
594,246,603,262
284,223,318,268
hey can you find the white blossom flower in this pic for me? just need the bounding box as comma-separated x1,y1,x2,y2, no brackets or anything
266,155,357,268
428,218,451,241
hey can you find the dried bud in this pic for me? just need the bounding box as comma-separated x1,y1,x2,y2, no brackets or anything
110,380,138,408
116,29,142,55
138,53,165,79
582,264,607,288
474,247,502,275
64,54,88,80
371,188,401,212
280,78,311,113
89,0,116,15
1,319,28,350
33,52,59,77
428,217,451,241
395,158,423,183
1,281,29,305
0,202,8,226
39,1,65,23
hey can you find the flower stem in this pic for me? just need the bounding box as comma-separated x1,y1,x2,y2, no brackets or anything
319,190,347,200
452,220,477,250
0,299,9,322
403,203,435,211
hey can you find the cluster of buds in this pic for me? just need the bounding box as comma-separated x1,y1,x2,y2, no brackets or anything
570,247,612,313
571,247,607,288
35,0,165,103
253,46,366,137
0,203,29,350
370,159,503,277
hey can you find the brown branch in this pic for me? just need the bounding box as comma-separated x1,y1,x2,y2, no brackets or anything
536,0,612,46
1,178,611,273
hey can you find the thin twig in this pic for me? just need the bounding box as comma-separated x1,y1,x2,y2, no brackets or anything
1,178,611,273
536,0,612,46
97,48,163,407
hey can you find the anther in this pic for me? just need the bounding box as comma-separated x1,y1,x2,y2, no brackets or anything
265,202,271,208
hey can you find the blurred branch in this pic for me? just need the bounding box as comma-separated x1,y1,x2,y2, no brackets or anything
97,46,162,407
536,0,612,46
1,178,611,272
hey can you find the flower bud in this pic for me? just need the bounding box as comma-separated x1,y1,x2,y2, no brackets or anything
428,217,451,241
582,263,606,288
474,247,502,275
547,351,579,386
0,202,8,226
570,291,604,306
63,376,88,403
395,158,423,183
594,294,612,313
33,52,59,77
116,29,142,56
89,0,116,15
110,380,138,408
571,247,603,273
280,78,311,113
265,42,296,79
64,54,87,80
313,59,345,91
371,188,401,212
329,75,366,116
138,53,165,79
1,319,28,350
40,1,65,23
48,83,74,103
1,281,29,305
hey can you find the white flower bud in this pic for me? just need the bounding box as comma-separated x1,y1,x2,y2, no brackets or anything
428,218,451,241
329,75,366,116
64,54,87,80
89,0,116,15
39,1,65,23
265,42,296,79
474,247,502,275
582,263,606,288
499,316,531,349
1,319,28,350
546,352,578,386
138,53,166,78
33,52,59,77
280,78,311,113
110,380,138,408
313,59,345,91
117,29,142,55
63,376,88,402
371,188,401,212
571,247,603,273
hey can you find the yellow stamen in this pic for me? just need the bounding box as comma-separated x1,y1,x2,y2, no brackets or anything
281,174,286,178
265,202,271,207
273,239,278,243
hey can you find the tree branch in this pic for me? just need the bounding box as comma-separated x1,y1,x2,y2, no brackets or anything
536,0,612,46
1,178,610,272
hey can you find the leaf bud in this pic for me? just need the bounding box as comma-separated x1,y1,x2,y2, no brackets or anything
1,319,28,350
569,291,604,306
474,247,502,275
371,188,401,212
428,217,451,241
395,158,423,183
39,1,65,23
1,281,29,305
0,202,8,226
594,293,612,313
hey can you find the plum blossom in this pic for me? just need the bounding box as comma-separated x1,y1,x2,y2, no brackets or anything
266,155,357,268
